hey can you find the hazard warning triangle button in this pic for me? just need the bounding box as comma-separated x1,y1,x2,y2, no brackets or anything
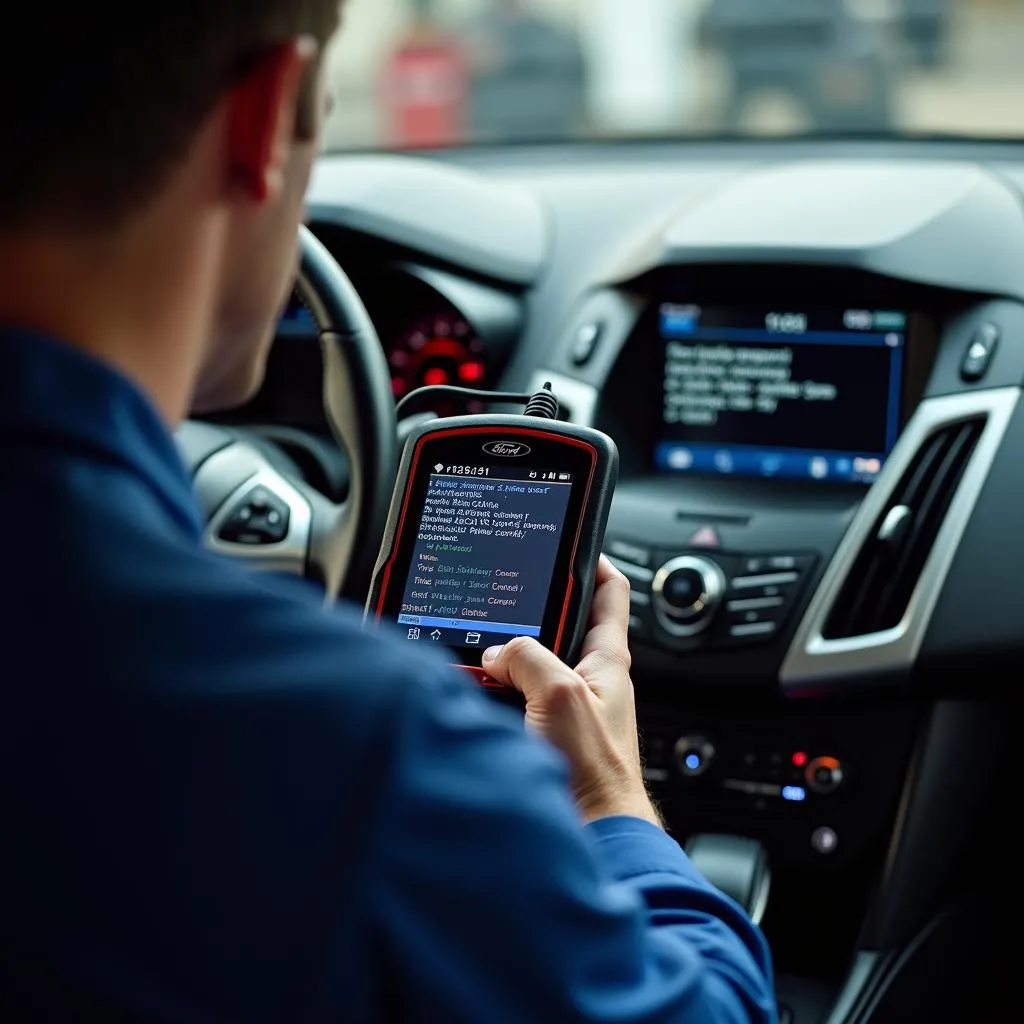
688,526,722,549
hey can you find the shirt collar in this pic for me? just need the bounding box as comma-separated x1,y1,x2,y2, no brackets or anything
0,328,204,539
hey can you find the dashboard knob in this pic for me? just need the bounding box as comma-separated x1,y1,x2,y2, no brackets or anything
652,556,727,637
675,736,716,777
805,756,844,795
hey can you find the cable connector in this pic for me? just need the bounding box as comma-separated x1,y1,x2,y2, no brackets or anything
523,382,560,420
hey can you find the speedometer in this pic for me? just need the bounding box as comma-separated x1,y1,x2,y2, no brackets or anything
388,312,489,409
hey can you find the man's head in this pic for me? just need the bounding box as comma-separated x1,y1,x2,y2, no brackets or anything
0,2,342,417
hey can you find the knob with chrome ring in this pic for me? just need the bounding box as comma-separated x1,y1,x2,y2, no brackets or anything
652,555,727,637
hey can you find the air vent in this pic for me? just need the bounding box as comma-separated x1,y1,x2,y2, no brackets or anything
822,418,986,640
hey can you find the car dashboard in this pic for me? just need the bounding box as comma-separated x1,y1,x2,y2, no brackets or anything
232,139,1024,1023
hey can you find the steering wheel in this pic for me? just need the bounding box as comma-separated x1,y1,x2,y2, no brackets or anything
175,226,398,604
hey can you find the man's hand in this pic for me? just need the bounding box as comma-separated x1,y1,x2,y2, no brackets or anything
482,556,661,828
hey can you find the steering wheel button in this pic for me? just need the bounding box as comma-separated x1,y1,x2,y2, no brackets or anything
218,492,291,546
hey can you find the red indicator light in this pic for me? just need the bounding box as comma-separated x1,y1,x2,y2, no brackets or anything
423,368,449,387
458,361,487,384
792,752,808,768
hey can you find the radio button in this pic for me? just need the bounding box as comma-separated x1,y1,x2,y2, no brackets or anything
741,553,816,577
731,571,799,591
727,595,784,614
675,735,716,777
628,614,650,639
607,539,653,568
725,603,783,644
962,323,999,383
572,321,605,366
607,556,654,588
729,621,778,640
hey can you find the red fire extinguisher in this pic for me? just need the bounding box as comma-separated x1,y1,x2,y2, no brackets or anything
382,30,468,149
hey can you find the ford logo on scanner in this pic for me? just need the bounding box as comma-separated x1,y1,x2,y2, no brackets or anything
483,441,532,458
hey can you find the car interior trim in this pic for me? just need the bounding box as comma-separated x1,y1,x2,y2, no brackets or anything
822,952,885,1024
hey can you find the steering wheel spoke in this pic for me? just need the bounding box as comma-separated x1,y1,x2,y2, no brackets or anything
198,443,313,578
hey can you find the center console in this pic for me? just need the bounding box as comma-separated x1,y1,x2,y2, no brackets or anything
523,255,1024,1004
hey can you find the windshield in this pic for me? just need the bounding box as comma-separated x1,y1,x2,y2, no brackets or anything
322,0,1020,149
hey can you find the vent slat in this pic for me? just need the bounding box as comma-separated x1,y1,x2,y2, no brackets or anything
823,419,985,641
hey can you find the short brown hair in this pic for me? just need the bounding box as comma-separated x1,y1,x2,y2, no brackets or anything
0,2,340,230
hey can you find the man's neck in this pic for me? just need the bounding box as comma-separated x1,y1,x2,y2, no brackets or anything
0,210,225,427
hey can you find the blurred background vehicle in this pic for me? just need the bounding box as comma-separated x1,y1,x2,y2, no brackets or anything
698,0,900,134
459,0,587,142
902,0,954,67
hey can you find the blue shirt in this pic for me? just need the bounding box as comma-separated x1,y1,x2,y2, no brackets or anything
0,328,776,1023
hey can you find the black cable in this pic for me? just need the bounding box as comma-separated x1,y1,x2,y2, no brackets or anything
395,386,535,420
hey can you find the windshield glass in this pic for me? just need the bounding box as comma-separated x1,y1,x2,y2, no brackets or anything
322,0,1020,150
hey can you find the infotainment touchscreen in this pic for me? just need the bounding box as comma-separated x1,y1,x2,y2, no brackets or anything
654,305,907,484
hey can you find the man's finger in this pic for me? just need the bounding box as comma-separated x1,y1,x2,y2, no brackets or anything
482,637,580,701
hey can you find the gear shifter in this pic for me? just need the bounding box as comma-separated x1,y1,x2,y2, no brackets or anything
685,834,771,926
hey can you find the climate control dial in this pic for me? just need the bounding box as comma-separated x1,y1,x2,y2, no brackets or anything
652,556,727,636
805,756,845,795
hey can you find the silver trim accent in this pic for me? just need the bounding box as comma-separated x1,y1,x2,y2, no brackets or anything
630,591,652,608
731,622,777,639
202,456,312,577
526,370,598,427
747,863,771,929
727,596,785,613
781,387,1021,689
608,556,655,586
653,555,726,638
732,572,799,590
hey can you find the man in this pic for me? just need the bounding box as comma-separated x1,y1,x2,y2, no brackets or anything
0,3,775,1022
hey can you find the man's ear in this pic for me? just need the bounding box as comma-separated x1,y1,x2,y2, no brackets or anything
225,36,319,204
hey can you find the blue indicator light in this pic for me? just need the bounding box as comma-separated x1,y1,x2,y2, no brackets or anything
685,753,701,772
782,786,807,802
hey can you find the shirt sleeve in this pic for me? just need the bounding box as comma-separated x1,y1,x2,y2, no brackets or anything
367,668,776,1024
